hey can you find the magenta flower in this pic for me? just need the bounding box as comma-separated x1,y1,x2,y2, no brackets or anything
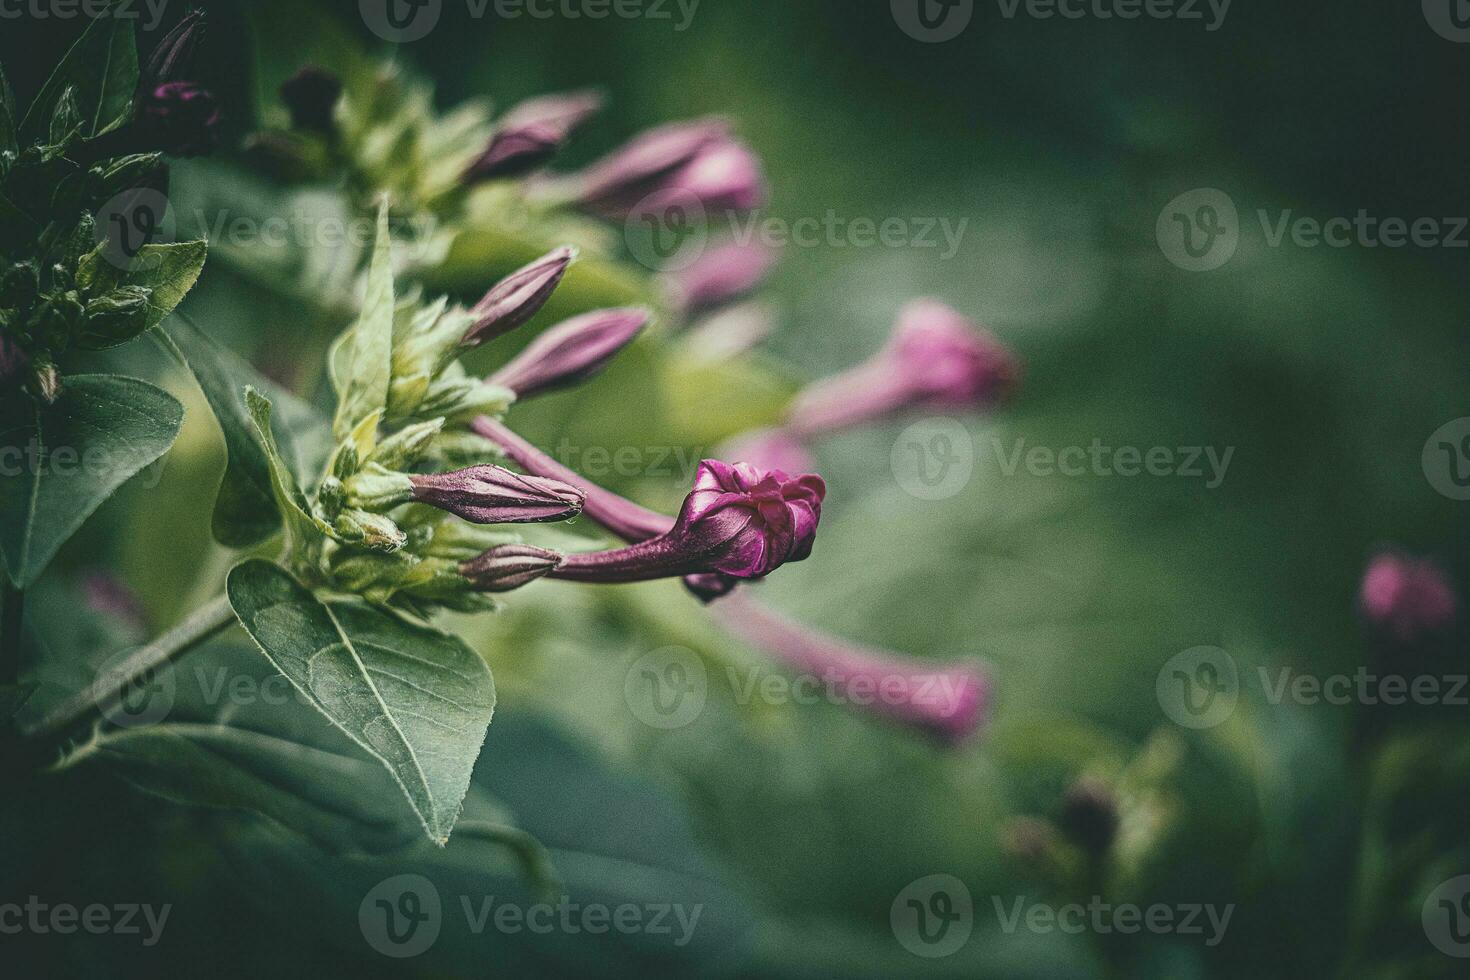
141,10,206,89
789,299,1020,437
548,461,824,584
721,429,816,482
488,307,649,399
409,466,585,525
665,239,776,315
280,67,343,133
463,90,604,183
713,592,991,744
1360,552,1457,641
461,544,565,593
137,82,221,157
463,247,575,347
470,417,672,541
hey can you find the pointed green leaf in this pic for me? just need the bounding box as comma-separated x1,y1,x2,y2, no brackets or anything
20,9,137,143
78,240,208,332
0,375,182,587
332,202,394,440
227,559,497,844
243,390,334,555
158,317,330,548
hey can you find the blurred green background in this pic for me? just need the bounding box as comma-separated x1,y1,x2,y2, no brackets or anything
3,0,1469,977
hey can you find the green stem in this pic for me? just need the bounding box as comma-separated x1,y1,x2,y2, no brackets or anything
1,585,22,685
18,594,237,745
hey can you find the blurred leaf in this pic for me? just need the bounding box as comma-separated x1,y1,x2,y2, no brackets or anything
227,559,497,844
160,316,328,548
0,375,182,587
77,240,208,333
18,7,136,142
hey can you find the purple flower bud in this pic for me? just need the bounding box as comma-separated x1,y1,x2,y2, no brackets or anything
0,333,29,390
639,139,765,217
488,307,649,399
1058,777,1119,856
549,460,825,585
409,465,585,525
789,300,1021,437
1360,552,1457,641
463,90,604,184
463,247,575,347
713,592,991,743
460,544,564,593
136,82,221,157
280,66,343,133
571,118,729,215
142,10,206,89
665,239,776,315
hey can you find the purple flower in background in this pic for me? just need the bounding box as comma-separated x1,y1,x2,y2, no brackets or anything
136,82,222,157
0,333,29,390
463,90,604,183
488,307,649,399
664,239,776,315
410,466,585,524
82,572,150,636
280,67,343,133
470,417,674,541
789,299,1020,437
141,9,205,89
463,247,575,347
1360,552,1457,641
548,461,825,585
722,429,816,481
461,544,565,593
713,592,991,744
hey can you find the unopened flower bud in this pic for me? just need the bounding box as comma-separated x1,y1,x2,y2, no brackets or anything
142,10,206,89
1057,777,1119,857
345,464,415,511
78,286,152,349
369,418,444,469
136,82,221,157
461,544,564,593
488,307,649,399
317,476,346,519
463,247,575,347
1360,552,1457,642
280,66,342,133
409,465,585,525
463,90,602,184
334,508,407,552
663,239,775,315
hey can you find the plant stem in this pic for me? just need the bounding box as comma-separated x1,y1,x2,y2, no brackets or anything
1,585,22,685
18,594,237,744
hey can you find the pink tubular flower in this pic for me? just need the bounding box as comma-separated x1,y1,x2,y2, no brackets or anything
463,90,604,183
664,239,776,315
461,544,564,593
547,461,825,585
788,299,1021,437
721,429,816,481
1360,552,1457,641
463,247,575,347
409,465,584,524
487,307,649,399
714,592,991,744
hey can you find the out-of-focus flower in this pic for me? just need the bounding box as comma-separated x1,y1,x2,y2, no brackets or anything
136,82,221,157
461,544,564,593
141,9,205,89
713,591,990,743
463,89,604,183
548,461,824,584
789,299,1020,437
462,247,576,347
82,572,150,636
408,466,585,525
1057,776,1120,857
1360,552,1457,641
677,302,775,363
280,67,343,133
721,429,815,481
663,239,776,315
0,333,29,390
487,307,649,399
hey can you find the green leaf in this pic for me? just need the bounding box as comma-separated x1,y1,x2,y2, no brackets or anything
19,8,137,143
332,202,393,440
159,316,329,548
0,63,16,154
0,375,182,588
227,559,497,844
243,390,334,555
77,240,208,333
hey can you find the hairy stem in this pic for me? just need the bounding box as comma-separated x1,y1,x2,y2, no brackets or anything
18,594,237,744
